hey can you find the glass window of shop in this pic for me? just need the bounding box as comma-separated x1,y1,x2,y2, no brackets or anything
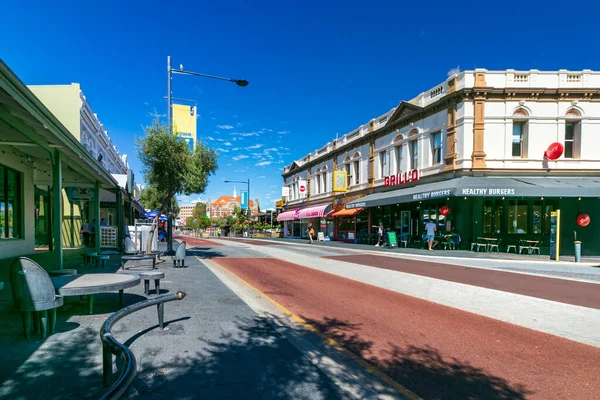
35,186,51,246
483,199,504,235
356,209,369,236
0,165,23,239
508,200,528,234
420,204,446,233
337,216,356,240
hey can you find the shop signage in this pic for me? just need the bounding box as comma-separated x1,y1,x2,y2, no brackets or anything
333,170,347,192
282,187,290,197
577,213,590,227
549,210,561,261
461,188,516,196
544,142,564,160
383,169,420,187
66,187,95,202
298,180,307,196
100,202,115,209
387,232,398,248
413,189,452,201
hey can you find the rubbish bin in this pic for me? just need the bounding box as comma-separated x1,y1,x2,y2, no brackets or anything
574,241,582,263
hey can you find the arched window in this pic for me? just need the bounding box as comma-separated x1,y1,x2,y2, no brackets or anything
512,109,529,158
565,108,582,158
408,129,419,170
393,134,404,173
344,156,352,187
315,168,321,194
321,165,328,193
352,153,361,185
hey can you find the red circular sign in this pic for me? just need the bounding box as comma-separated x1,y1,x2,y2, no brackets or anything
439,206,450,216
299,185,306,192
544,142,564,160
577,213,590,227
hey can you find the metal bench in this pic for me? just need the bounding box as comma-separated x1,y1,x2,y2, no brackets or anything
138,271,165,296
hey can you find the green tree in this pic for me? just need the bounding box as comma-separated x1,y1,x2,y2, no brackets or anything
137,119,218,251
139,187,180,217
198,216,211,230
192,202,207,219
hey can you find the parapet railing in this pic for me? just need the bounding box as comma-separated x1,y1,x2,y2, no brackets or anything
99,291,187,400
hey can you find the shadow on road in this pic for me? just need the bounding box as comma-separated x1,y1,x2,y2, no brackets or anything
303,316,533,400
186,248,225,259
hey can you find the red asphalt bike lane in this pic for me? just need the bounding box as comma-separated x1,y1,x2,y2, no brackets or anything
213,257,600,400
324,254,600,309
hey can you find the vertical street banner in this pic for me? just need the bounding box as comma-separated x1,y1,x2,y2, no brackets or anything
240,191,249,210
172,104,197,153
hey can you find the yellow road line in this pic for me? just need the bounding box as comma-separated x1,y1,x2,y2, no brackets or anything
209,258,422,400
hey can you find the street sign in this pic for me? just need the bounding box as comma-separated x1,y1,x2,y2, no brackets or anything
550,210,560,261
240,191,248,209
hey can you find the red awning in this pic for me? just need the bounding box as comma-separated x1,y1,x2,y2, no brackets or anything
298,203,332,219
277,209,299,222
331,208,363,217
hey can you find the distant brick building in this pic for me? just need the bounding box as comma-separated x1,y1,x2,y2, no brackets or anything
208,188,259,218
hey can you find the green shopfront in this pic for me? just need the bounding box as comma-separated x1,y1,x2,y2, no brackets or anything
345,176,600,256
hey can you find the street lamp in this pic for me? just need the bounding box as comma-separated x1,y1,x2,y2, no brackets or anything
166,56,248,253
224,179,250,238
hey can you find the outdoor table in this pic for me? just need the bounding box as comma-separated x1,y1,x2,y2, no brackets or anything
478,237,499,252
48,269,78,277
121,254,157,270
520,240,540,254
138,271,165,296
51,273,140,314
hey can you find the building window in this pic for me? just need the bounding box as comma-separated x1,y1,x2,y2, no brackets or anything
512,122,526,157
345,163,351,187
431,132,442,165
322,172,327,193
564,122,581,159
483,200,504,235
316,172,321,194
410,141,418,170
395,146,402,173
0,165,23,239
353,160,360,185
379,151,388,178
508,200,528,234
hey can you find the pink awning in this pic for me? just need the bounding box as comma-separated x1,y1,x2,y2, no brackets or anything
298,204,332,219
277,209,300,222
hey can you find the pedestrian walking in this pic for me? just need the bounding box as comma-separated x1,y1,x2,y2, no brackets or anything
425,218,438,250
373,222,384,247
217,227,222,238
306,223,315,244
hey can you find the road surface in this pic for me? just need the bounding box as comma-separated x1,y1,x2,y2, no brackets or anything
183,235,600,399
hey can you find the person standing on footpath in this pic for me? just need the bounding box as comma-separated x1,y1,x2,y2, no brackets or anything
80,220,90,247
306,223,315,244
425,218,438,250
374,222,384,247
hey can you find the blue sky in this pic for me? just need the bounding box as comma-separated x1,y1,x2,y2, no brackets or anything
2,0,598,209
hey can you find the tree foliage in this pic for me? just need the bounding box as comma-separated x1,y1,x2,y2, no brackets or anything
137,119,218,250
139,187,179,215
137,120,218,212
192,202,207,220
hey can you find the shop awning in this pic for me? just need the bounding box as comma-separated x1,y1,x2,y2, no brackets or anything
277,209,299,222
298,203,332,219
345,176,600,209
331,208,363,217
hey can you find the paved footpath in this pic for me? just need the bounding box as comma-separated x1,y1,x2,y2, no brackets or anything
205,238,600,400
0,242,404,400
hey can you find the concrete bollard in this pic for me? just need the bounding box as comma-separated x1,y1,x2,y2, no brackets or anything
574,241,582,263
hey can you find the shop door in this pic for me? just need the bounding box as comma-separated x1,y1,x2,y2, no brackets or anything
400,211,411,237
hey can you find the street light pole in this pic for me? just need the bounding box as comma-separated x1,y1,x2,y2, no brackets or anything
165,56,248,252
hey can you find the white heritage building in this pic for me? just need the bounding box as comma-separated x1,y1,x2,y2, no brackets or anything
278,69,600,256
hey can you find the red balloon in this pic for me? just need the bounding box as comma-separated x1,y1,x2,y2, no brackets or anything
577,213,590,227
439,206,450,216
544,142,564,160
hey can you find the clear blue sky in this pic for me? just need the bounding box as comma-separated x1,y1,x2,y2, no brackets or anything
2,0,598,209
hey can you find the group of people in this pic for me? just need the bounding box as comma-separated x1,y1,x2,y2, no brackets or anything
305,219,458,251
79,218,108,247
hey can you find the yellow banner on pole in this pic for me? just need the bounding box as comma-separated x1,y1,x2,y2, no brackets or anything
172,104,197,152
333,170,347,192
